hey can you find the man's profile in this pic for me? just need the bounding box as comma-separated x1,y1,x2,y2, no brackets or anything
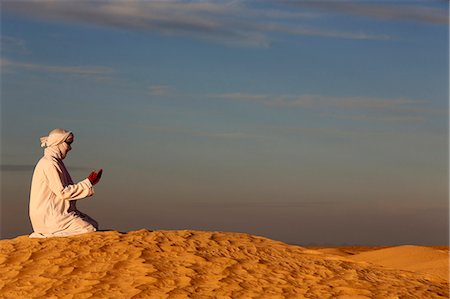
29,128,102,238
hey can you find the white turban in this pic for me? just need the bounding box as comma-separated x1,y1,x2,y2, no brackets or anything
40,128,73,148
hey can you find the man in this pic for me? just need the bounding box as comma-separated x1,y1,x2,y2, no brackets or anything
29,128,102,238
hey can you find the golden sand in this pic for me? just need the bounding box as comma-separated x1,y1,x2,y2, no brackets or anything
0,230,448,298
348,245,449,282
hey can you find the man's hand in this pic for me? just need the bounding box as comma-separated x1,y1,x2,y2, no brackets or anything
88,169,103,185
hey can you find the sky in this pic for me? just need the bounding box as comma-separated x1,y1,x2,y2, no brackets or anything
0,0,448,245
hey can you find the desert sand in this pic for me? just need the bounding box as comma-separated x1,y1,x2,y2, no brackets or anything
0,229,448,298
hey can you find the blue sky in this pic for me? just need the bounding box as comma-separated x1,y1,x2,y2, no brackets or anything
1,1,448,245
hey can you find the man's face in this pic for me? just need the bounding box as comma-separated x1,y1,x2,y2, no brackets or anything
60,141,72,159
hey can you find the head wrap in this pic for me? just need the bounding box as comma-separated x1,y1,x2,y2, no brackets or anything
40,128,73,148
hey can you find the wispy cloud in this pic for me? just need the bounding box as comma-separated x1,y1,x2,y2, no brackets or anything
215,93,422,110
261,23,390,40
148,85,174,97
133,124,256,140
215,93,267,102
269,95,420,111
2,0,393,47
1,58,115,79
0,36,29,54
290,2,449,25
331,114,426,124
214,92,442,123
264,124,447,144
195,131,250,140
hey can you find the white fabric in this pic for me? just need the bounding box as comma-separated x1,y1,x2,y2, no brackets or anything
45,141,72,160
29,131,98,238
40,128,73,148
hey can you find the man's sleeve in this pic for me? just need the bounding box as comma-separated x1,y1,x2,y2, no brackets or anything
44,163,94,201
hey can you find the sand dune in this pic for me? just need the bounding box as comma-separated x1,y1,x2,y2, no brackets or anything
0,230,448,298
348,245,449,282
310,246,390,257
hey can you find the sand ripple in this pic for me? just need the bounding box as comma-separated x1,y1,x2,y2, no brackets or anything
0,230,448,298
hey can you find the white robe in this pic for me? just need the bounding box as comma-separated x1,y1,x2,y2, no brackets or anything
29,147,98,238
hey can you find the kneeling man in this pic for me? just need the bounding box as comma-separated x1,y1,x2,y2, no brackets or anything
29,128,102,238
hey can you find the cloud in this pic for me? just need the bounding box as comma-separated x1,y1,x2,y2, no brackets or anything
290,2,449,25
264,124,446,145
194,131,250,140
331,114,426,124
1,58,115,79
2,0,393,47
2,1,268,47
269,95,420,111
148,85,174,97
261,23,391,40
215,93,267,102
214,92,441,123
0,36,29,53
215,92,423,110
133,124,256,140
